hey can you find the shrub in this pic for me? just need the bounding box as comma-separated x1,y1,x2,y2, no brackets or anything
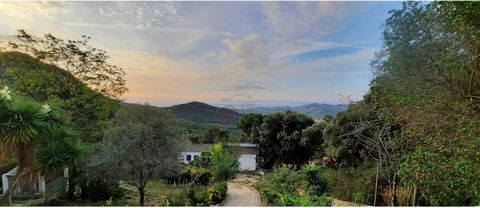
208,182,228,204
185,185,210,206
352,192,366,205
209,144,239,181
81,179,125,200
159,191,191,206
280,194,312,206
310,195,333,206
257,164,333,206
301,163,329,196
257,165,304,204
280,194,333,206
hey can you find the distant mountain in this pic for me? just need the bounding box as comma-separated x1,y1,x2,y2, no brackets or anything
236,103,348,120
168,101,242,124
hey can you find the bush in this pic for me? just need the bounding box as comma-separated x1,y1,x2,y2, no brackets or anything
209,144,239,181
352,192,367,205
280,194,333,206
257,165,304,204
208,182,227,204
257,164,332,206
159,191,191,206
321,166,380,205
280,194,312,206
81,179,125,200
185,185,210,206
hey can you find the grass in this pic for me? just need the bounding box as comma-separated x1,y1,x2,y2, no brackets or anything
6,180,187,206
119,180,186,206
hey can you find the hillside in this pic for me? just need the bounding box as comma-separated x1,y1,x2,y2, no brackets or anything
168,101,241,124
237,103,348,120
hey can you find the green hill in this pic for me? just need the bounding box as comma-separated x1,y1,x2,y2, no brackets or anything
168,101,242,124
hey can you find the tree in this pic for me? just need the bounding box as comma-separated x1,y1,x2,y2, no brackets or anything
301,122,327,160
1,46,121,144
93,104,188,206
8,29,127,99
367,2,480,205
257,111,315,168
237,113,264,142
0,86,53,205
200,126,230,144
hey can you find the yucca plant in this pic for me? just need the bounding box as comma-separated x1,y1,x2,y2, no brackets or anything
37,124,88,204
0,87,48,205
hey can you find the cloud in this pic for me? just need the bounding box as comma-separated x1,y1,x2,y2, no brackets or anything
0,1,395,106
261,2,367,38
208,82,268,91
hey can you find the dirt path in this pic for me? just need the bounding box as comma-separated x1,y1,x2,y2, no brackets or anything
221,174,261,206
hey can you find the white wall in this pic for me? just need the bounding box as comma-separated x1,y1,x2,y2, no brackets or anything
181,152,257,171
239,154,256,171
181,152,202,164
2,173,8,194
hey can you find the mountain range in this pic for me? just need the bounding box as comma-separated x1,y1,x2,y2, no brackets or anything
164,101,347,123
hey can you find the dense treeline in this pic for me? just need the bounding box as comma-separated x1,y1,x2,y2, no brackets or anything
244,2,480,206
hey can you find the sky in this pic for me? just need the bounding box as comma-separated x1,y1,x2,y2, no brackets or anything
0,1,402,108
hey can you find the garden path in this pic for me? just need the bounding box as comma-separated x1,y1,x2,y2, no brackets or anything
221,174,260,206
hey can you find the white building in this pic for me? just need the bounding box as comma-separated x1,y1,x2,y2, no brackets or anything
180,143,257,171
2,167,45,195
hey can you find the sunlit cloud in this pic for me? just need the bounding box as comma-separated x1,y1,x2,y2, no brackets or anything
0,1,401,106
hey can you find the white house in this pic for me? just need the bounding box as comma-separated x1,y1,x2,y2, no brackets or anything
2,167,45,196
180,143,257,171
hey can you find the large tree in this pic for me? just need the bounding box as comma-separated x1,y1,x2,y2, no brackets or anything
237,113,264,142
368,2,480,205
257,111,316,168
93,104,188,206
7,29,127,99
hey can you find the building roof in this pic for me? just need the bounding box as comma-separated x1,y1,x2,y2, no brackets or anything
185,144,214,152
185,143,257,155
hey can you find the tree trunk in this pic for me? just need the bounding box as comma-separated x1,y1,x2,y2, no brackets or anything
67,166,76,199
138,187,145,206
390,173,397,206
374,164,379,206
44,187,48,205
412,185,417,206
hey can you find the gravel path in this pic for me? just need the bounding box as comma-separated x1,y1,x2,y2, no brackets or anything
221,174,261,206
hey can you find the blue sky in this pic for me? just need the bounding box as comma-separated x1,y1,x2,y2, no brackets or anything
0,1,402,108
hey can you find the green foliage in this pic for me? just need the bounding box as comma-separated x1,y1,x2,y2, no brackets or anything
207,182,227,204
208,144,239,181
257,164,331,206
81,179,125,200
200,126,230,144
352,192,366,205
365,2,480,205
0,51,120,143
94,104,188,206
237,113,264,142
258,111,316,168
321,167,379,205
280,194,333,206
301,163,329,196
37,124,88,177
398,147,480,206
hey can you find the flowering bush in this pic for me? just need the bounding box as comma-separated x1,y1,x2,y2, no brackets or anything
0,86,11,101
